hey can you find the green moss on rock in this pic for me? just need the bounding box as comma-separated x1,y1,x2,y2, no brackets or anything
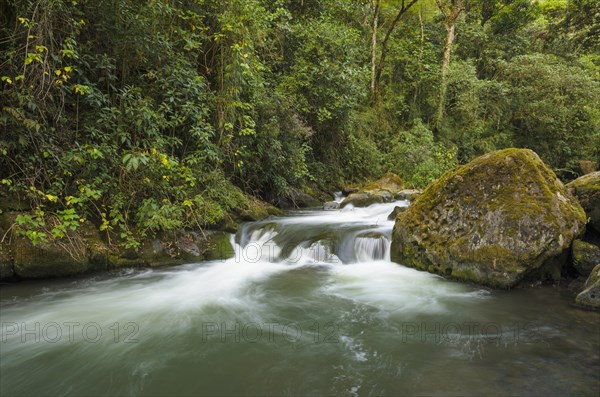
391,148,587,289
341,172,404,208
203,232,234,260
572,239,600,277
567,171,600,233
576,264,600,309
13,237,90,278
237,196,283,221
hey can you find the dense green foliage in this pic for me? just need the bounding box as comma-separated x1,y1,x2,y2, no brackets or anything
1,0,598,244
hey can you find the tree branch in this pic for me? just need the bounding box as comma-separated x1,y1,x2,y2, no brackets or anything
374,0,418,86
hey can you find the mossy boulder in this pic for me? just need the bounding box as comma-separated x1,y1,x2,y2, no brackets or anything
391,148,587,288
203,232,235,260
237,196,283,221
572,240,600,276
341,173,404,208
567,171,600,233
576,264,600,309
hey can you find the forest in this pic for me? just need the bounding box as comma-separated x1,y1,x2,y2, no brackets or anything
1,0,599,248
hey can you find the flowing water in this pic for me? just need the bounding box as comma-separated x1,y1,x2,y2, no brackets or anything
1,201,599,396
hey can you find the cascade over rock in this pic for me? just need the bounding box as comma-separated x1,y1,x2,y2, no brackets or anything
391,148,586,288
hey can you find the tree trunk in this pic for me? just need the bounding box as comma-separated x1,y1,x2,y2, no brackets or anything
434,0,463,127
372,0,418,104
435,21,455,125
413,4,425,107
370,0,381,102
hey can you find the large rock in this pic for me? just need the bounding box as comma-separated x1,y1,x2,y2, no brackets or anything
237,196,283,221
341,173,404,208
572,240,600,277
391,148,587,288
567,171,600,233
576,264,600,309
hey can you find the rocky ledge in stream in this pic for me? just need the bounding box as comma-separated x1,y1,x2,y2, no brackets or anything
390,148,588,292
339,172,421,208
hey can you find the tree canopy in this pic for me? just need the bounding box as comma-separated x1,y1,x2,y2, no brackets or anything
1,0,598,246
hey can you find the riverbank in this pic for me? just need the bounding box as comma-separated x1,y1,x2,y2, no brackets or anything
0,194,284,281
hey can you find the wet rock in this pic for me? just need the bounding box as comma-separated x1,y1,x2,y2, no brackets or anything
391,148,586,288
388,206,407,220
323,201,340,210
237,196,283,221
567,171,600,233
275,189,321,209
341,173,404,208
572,240,600,277
12,234,91,278
576,264,600,309
203,232,235,260
394,189,422,201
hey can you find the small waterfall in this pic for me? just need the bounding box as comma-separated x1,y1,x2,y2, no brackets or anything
234,226,281,262
354,235,390,262
234,200,405,265
333,191,345,203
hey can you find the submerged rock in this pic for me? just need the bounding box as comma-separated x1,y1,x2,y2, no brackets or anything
576,264,600,309
572,240,600,277
323,201,340,210
567,171,600,233
341,173,404,208
391,148,586,288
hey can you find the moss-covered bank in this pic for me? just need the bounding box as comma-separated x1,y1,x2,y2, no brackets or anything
0,197,281,281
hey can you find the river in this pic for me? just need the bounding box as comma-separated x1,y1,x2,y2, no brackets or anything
1,200,599,396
